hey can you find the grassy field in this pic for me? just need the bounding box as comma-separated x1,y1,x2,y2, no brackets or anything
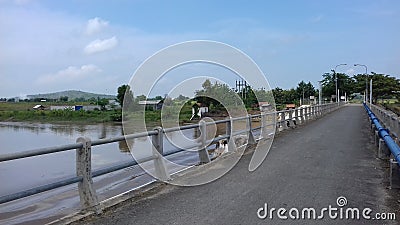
0,102,194,123
0,102,91,111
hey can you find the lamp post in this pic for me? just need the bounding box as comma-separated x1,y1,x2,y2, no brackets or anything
354,64,368,103
318,80,322,105
332,64,347,104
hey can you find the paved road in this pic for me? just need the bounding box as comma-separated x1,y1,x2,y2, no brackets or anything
77,105,397,225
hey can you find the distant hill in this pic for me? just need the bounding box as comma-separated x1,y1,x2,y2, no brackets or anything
27,90,116,100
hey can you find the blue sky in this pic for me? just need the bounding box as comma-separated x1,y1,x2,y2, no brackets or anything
0,0,399,98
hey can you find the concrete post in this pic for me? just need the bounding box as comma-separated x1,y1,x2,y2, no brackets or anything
281,112,288,130
152,127,170,181
310,106,314,119
76,137,99,210
374,130,379,147
378,139,390,159
261,112,268,139
304,107,309,121
294,108,300,125
198,121,211,163
225,118,236,152
299,108,304,124
247,116,256,144
371,124,376,135
288,109,295,128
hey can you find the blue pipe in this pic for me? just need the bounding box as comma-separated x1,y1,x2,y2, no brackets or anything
363,103,400,162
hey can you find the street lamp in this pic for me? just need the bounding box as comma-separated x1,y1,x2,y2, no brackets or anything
354,64,368,103
332,64,347,103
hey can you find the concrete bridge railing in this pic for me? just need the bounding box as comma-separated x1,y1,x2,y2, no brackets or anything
368,103,400,140
0,102,343,213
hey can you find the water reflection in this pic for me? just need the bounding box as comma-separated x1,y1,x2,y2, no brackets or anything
118,138,134,153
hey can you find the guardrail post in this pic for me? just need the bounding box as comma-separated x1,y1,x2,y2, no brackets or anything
76,137,99,210
314,105,318,118
225,118,236,152
152,127,170,181
371,124,376,135
288,110,295,128
318,105,322,117
374,130,379,146
304,107,309,121
260,112,268,139
280,112,288,130
378,138,390,159
247,116,256,144
294,108,299,125
311,106,314,119
299,108,304,124
198,121,211,163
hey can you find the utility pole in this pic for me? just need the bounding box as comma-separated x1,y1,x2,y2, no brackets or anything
370,79,372,105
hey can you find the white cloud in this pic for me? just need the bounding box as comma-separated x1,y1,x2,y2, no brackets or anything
85,17,109,35
84,36,118,54
36,64,102,85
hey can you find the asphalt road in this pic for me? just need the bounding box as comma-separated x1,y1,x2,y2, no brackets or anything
76,104,398,225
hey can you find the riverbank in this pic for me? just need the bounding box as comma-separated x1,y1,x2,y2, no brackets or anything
0,109,122,123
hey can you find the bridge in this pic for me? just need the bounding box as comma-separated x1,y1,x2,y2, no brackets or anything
1,103,400,224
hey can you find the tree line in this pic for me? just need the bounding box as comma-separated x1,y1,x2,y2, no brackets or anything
117,72,399,112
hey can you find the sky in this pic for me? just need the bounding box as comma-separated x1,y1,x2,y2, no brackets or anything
0,0,399,98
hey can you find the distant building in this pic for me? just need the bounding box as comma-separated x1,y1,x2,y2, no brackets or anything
138,100,163,110
50,106,74,111
106,99,121,110
285,104,296,110
33,104,45,110
50,105,100,111
258,102,272,111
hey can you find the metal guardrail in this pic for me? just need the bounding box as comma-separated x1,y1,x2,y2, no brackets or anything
364,103,400,162
0,102,342,210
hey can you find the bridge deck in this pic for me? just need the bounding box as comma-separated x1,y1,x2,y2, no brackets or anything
76,104,397,225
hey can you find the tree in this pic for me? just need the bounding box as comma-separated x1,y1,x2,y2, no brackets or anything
194,79,241,109
136,95,146,101
117,84,134,107
368,73,400,103
272,87,284,104
98,98,109,110
175,94,189,101
59,96,68,102
322,72,354,101
296,81,315,104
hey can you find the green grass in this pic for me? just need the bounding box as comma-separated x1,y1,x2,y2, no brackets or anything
0,109,121,123
0,102,194,124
